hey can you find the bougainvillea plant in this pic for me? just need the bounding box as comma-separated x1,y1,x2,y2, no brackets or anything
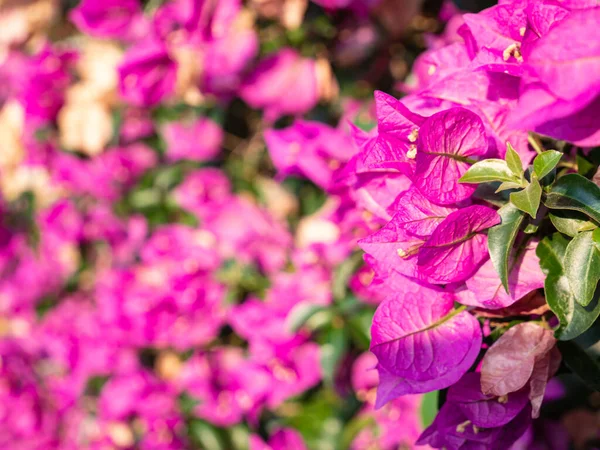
1,0,599,447
349,0,600,446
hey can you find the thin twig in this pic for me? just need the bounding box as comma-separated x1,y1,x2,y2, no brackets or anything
527,133,545,155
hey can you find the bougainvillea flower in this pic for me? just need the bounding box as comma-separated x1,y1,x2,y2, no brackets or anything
311,0,353,9
120,107,155,143
417,401,532,450
414,107,488,205
458,242,545,309
154,0,243,45
408,43,470,93
139,224,221,270
475,291,550,319
350,353,425,449
239,49,318,122
251,338,321,408
250,428,307,450
18,45,76,123
481,323,556,397
511,84,600,147
351,172,412,222
351,396,425,450
265,120,356,190
173,168,233,220
521,1,569,49
201,197,292,273
358,254,437,303
370,286,482,407
446,372,529,428
351,352,379,395
417,205,500,284
391,187,457,238
98,370,186,449
358,216,426,280
82,205,148,265
510,8,600,146
118,39,177,107
528,347,561,418
177,349,271,427
54,144,157,201
155,0,259,96
201,29,260,96
162,118,223,162
69,0,144,39
229,297,292,345
0,339,63,447
356,91,425,175
525,9,600,102
461,2,527,58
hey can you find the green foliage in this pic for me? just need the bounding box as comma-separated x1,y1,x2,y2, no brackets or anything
282,390,348,450
505,143,524,176
420,391,439,428
532,150,562,179
487,203,525,293
544,173,600,223
320,325,348,385
564,231,600,307
459,159,519,184
549,211,597,237
537,234,600,340
510,176,542,218
286,303,328,333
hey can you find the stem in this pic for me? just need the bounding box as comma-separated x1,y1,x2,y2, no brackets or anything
557,161,578,170
528,134,545,155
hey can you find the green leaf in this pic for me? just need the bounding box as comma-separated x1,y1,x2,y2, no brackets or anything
537,234,600,340
286,303,327,333
544,173,600,223
282,390,343,450
593,228,600,252
332,252,363,300
545,273,600,341
320,326,348,384
229,425,251,450
421,391,439,428
340,416,375,450
190,421,228,450
536,233,569,275
557,323,600,391
549,211,597,237
577,154,596,176
523,223,539,234
347,308,374,350
495,181,524,193
459,159,518,184
505,143,523,176
510,177,542,218
533,150,562,179
564,231,600,307
487,204,525,293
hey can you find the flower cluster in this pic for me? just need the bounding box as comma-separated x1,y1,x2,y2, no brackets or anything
335,0,600,448
0,0,434,448
1,0,599,448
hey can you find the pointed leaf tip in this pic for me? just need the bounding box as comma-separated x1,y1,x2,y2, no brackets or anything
533,150,562,179
510,177,542,218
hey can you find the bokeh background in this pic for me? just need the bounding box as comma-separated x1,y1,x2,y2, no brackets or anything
1,1,595,449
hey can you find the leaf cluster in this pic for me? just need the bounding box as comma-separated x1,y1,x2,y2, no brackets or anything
460,143,600,391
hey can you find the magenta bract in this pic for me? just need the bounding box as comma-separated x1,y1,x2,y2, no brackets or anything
417,205,500,284
414,107,488,205
370,286,482,407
